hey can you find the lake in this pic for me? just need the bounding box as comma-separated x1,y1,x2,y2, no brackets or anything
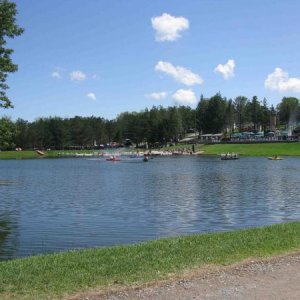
1,156,300,260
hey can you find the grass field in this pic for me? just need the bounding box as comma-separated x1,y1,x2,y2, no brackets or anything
0,150,95,159
201,142,300,156
0,222,300,299
0,150,39,159
158,142,300,156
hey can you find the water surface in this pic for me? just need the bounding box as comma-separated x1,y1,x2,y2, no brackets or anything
0,156,300,260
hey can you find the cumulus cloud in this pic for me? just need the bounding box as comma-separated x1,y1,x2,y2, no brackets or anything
172,89,197,105
151,13,189,42
86,93,96,101
265,68,300,92
155,61,203,86
146,92,167,100
70,70,87,81
214,59,235,79
51,70,62,79
51,67,63,79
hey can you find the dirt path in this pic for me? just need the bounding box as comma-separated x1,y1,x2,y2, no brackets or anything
70,252,300,300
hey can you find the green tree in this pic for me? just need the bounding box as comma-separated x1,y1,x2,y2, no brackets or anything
105,119,116,144
89,116,107,147
177,106,195,135
167,106,182,143
147,106,162,147
15,118,29,148
0,116,17,149
225,99,234,134
195,94,227,134
27,118,48,149
205,94,227,133
47,117,68,149
277,97,299,126
0,0,24,108
234,96,249,131
116,112,137,145
248,96,263,131
261,98,271,132
196,95,209,134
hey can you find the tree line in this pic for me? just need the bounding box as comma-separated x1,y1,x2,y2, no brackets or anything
1,95,299,150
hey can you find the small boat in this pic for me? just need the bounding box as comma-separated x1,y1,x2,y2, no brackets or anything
36,150,45,156
268,156,283,160
106,156,120,161
220,153,239,160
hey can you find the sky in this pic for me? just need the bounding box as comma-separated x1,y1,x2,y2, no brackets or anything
4,0,300,121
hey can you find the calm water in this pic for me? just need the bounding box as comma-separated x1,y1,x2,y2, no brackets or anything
0,156,300,260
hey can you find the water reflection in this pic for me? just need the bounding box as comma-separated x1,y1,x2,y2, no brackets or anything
0,213,18,260
0,156,300,260
0,180,15,186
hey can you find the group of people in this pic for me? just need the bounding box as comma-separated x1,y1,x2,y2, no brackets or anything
221,152,239,160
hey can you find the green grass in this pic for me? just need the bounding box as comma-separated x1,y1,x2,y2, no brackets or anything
201,142,300,156
0,151,39,159
1,222,300,299
0,150,97,159
156,142,300,156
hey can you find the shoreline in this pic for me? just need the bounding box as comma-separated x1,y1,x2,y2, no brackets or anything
0,141,300,159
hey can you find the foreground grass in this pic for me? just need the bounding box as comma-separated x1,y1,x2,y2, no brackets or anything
1,222,300,299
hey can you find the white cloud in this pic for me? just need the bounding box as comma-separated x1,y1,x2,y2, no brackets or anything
86,93,96,101
51,70,62,79
172,89,197,105
151,13,189,42
155,61,203,86
265,68,300,92
214,59,235,79
146,92,167,100
70,70,87,81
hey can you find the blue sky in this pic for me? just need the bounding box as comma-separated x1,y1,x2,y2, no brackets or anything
5,0,300,121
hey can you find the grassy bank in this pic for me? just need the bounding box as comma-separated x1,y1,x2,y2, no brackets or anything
0,150,96,160
1,222,300,299
0,142,299,159
201,142,300,156
0,150,39,159
158,142,300,156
